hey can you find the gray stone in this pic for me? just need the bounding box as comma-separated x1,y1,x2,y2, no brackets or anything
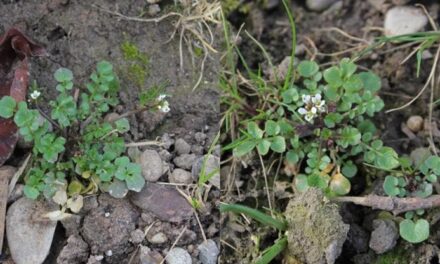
369,219,399,254
194,132,207,145
169,169,193,184
57,235,90,264
148,232,168,244
173,154,197,170
161,134,175,150
148,4,161,16
130,183,193,223
198,239,219,264
384,6,428,36
159,149,173,162
61,214,82,236
6,198,58,264
166,247,192,264
130,229,145,244
140,246,163,264
141,149,164,182
175,138,191,155
192,155,220,188
306,0,339,11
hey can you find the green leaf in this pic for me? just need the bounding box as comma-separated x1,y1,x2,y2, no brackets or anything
415,182,432,198
427,174,437,183
108,179,129,198
247,122,263,139
324,113,343,128
115,118,130,133
270,136,286,153
424,156,440,175
307,174,330,189
281,87,299,103
323,66,343,88
295,174,309,192
375,147,400,170
400,219,429,243
358,71,381,92
0,96,16,118
265,120,280,136
286,150,299,164
233,140,257,157
257,140,271,156
329,173,351,195
340,58,357,78
383,176,400,197
97,61,113,75
297,60,319,78
125,163,144,192
337,127,361,148
24,185,40,199
343,75,363,93
54,68,73,83
342,161,357,178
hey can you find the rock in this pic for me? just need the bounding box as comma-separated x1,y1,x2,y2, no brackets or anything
148,4,161,16
57,235,89,264
369,219,399,254
198,239,219,264
384,6,428,36
175,138,191,155
407,115,424,132
8,183,24,203
81,194,139,263
284,188,349,264
161,134,175,150
6,198,58,264
192,155,220,188
194,132,207,145
61,214,82,236
140,245,163,264
141,149,164,182
306,0,339,11
169,169,193,184
159,149,172,162
81,195,99,213
0,166,16,181
130,229,145,244
130,183,193,223
191,145,204,155
147,232,168,244
173,154,197,170
166,247,192,264
147,0,161,3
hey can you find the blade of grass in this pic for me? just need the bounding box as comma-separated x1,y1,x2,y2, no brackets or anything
255,236,288,264
220,203,287,231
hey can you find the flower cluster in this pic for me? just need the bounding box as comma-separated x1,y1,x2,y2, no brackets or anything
156,94,170,113
298,93,326,123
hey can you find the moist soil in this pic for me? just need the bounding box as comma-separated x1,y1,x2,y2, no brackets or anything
221,0,440,263
0,0,220,263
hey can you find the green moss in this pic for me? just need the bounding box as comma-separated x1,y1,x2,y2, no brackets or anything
374,246,409,264
120,40,149,88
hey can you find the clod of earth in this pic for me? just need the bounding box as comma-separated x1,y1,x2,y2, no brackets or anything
0,28,46,166
284,188,349,264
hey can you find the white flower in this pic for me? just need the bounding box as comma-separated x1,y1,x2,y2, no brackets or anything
157,100,170,113
157,94,167,101
298,93,326,123
30,90,41,100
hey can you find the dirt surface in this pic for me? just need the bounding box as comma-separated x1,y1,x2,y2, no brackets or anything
221,0,440,263
0,0,221,263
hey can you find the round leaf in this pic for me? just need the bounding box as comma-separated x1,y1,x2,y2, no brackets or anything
295,174,309,192
329,173,351,195
54,68,73,82
383,176,400,197
257,140,271,156
270,136,286,153
298,60,319,78
399,219,429,243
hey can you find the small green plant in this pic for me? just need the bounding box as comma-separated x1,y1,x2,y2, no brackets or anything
121,40,149,88
0,61,170,217
382,155,440,243
227,58,396,197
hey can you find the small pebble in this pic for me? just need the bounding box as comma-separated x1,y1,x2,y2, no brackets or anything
130,229,145,244
166,247,192,264
95,255,104,261
306,0,339,11
148,232,168,244
384,6,428,36
173,154,197,170
175,138,191,155
198,240,219,264
148,4,161,16
369,219,398,254
141,149,164,182
194,132,207,145
105,250,113,257
104,212,110,217
407,115,424,132
169,169,193,184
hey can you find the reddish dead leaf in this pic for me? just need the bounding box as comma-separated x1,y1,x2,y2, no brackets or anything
0,28,46,166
